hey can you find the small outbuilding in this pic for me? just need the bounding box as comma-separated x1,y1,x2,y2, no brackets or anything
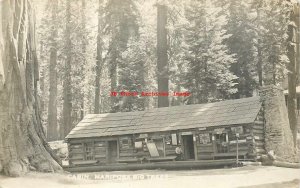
65,96,265,168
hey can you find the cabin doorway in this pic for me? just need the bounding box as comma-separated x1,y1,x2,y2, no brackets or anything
107,140,118,163
214,133,229,153
182,135,195,160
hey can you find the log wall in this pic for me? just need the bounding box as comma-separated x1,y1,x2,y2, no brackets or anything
251,110,266,159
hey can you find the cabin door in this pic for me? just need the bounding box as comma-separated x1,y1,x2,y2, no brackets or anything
107,141,118,163
214,133,229,153
182,135,195,160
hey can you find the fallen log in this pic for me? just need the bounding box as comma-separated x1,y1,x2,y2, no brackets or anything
273,161,300,168
241,161,262,166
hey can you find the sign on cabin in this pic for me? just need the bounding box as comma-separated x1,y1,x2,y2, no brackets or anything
199,133,210,144
231,126,243,134
181,131,193,135
171,134,177,145
135,141,143,149
214,128,225,134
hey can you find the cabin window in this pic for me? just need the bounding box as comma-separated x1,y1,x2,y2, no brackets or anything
84,142,94,160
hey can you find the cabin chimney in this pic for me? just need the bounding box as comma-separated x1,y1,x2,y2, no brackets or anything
259,85,296,161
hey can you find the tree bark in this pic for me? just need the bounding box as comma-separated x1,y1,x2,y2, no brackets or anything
62,0,72,138
0,0,61,176
47,0,58,141
80,0,86,120
94,0,103,114
287,2,298,146
157,4,169,108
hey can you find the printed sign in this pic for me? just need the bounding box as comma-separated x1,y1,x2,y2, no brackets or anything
135,141,143,149
181,131,193,135
214,128,225,134
231,126,243,134
199,133,210,144
171,134,177,145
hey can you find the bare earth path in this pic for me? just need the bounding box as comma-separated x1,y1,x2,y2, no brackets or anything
0,166,299,188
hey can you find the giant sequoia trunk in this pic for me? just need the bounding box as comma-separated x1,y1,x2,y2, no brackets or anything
62,0,72,138
287,2,298,146
94,0,103,114
0,0,61,176
47,0,58,141
80,0,86,120
157,4,169,108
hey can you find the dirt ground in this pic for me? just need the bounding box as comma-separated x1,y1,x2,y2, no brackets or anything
0,166,299,188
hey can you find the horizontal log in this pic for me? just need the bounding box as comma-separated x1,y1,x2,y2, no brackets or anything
254,121,264,125
197,144,213,148
273,161,300,169
69,156,84,160
94,149,106,154
229,148,249,153
94,143,106,147
197,149,214,153
120,153,135,157
119,149,134,153
229,140,247,144
69,144,82,149
69,151,85,155
197,148,214,153
94,154,106,158
253,125,264,130
65,159,237,172
254,142,264,147
166,151,176,155
255,149,266,153
198,155,214,160
70,148,83,153
252,129,264,134
253,134,264,139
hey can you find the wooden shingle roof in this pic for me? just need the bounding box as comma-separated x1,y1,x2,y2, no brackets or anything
66,97,261,139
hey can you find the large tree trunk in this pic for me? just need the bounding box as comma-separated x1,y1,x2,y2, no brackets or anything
287,2,298,146
296,4,300,84
157,4,169,108
94,0,103,114
80,0,86,120
47,0,58,141
0,0,61,176
62,0,72,138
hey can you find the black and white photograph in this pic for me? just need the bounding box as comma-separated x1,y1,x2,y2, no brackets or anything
0,0,299,187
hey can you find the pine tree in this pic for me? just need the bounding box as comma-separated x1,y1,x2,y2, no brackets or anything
225,0,257,98
104,0,139,112
183,0,237,104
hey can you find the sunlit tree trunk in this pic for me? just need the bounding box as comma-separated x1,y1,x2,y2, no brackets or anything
47,0,58,141
157,4,169,108
62,0,72,138
94,0,103,114
287,1,298,146
80,0,86,120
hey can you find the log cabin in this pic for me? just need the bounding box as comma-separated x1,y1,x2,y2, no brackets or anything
65,96,265,168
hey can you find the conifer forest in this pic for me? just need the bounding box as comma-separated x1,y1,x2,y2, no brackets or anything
0,0,299,176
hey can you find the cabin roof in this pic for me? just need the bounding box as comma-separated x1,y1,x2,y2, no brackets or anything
66,97,261,139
